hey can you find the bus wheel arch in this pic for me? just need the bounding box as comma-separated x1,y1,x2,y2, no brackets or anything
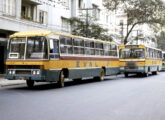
102,67,106,75
62,68,69,78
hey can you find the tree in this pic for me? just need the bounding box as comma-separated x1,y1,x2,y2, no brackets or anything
156,31,165,51
69,17,113,41
104,0,165,44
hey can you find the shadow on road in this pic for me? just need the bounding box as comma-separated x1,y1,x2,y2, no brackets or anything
6,73,157,91
6,75,120,91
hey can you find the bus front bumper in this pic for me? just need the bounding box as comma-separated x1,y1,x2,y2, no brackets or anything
5,74,46,81
120,66,146,73
5,69,46,81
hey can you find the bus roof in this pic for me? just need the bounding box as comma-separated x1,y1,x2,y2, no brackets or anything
119,44,162,51
10,30,52,38
10,30,118,45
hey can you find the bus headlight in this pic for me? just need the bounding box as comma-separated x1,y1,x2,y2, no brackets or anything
120,67,125,70
9,70,12,74
12,70,16,75
32,71,36,75
138,66,144,70
32,70,40,75
36,70,40,75
8,70,15,75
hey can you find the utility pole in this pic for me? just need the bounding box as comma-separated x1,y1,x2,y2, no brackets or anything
79,8,94,37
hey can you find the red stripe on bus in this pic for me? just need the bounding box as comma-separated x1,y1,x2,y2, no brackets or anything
60,56,119,61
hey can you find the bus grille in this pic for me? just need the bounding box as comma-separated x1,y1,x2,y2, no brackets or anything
16,70,32,75
126,62,137,69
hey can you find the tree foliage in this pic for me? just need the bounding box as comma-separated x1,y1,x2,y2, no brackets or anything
104,0,165,44
69,17,113,41
156,31,165,51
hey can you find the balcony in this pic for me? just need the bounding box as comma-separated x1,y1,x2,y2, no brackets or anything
22,0,41,5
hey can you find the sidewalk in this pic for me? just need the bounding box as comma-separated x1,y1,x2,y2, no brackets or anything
0,74,26,87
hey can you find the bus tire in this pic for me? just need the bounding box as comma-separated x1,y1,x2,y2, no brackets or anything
95,69,105,81
57,71,65,88
152,71,158,75
137,73,142,77
124,73,128,77
144,72,149,77
26,80,34,88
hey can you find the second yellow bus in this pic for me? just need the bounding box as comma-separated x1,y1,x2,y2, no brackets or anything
119,45,162,77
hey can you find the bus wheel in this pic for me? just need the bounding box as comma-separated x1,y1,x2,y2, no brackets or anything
152,71,158,75
94,69,105,81
137,73,142,77
99,69,105,81
26,80,34,88
124,73,128,77
58,71,65,87
144,72,149,77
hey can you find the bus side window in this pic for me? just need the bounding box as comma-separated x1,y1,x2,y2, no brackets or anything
110,44,117,57
60,36,73,54
49,39,59,59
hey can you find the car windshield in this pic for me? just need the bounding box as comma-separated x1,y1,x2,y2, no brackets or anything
8,37,48,59
120,48,145,59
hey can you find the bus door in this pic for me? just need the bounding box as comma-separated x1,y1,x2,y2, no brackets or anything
0,46,4,74
49,39,59,60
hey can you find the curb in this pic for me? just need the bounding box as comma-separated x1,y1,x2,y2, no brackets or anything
0,80,26,87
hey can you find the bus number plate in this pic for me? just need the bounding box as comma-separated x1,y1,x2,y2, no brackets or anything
19,76,25,80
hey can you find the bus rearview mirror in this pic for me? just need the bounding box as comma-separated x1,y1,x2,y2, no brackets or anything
50,39,54,49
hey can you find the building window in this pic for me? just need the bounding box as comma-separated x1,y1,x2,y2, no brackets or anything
39,10,47,24
78,0,83,9
92,4,100,20
62,0,69,8
61,18,70,32
21,1,37,21
119,19,124,25
3,0,16,16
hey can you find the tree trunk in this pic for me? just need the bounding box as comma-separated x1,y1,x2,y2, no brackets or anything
124,23,138,45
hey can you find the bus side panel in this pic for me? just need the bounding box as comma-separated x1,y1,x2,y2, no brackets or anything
145,59,162,72
105,67,120,75
45,70,61,82
68,68,102,79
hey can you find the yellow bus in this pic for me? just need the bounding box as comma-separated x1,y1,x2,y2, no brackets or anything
119,45,162,77
5,30,120,87
162,51,165,70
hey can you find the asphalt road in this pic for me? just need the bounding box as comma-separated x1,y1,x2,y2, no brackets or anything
1,72,165,120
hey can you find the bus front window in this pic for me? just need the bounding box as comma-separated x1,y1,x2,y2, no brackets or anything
9,38,26,59
26,37,48,59
120,48,144,59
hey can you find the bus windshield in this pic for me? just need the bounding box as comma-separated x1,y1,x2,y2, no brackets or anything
120,48,145,59
163,53,165,61
9,37,48,59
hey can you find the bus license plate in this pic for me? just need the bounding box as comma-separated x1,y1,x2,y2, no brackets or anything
19,76,25,80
